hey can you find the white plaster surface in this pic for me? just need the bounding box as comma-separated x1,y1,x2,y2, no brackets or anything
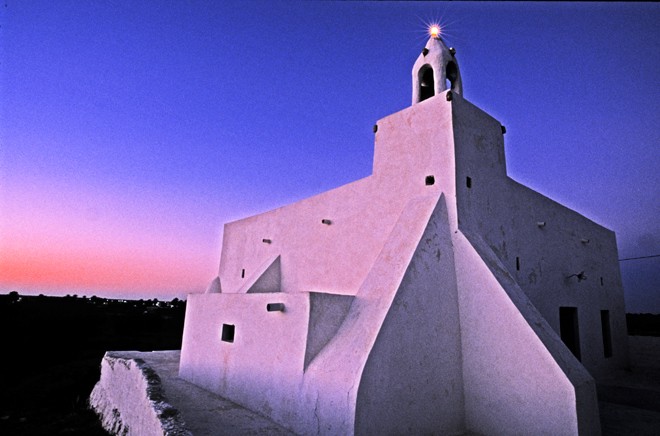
176,36,628,435
90,350,294,435
90,351,190,436
355,195,464,435
453,230,599,435
452,96,629,378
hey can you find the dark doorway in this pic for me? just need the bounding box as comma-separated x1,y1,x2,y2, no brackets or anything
559,307,581,360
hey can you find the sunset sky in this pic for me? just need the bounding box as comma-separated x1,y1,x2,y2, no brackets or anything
1,2,658,311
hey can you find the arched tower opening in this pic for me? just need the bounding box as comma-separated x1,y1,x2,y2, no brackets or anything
446,61,458,91
412,36,462,105
419,65,435,102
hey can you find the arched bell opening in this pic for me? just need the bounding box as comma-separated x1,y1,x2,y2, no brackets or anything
419,65,435,102
446,61,458,92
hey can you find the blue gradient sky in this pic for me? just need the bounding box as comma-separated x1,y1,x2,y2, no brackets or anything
1,2,658,311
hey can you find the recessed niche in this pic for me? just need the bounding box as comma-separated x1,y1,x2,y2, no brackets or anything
267,303,285,312
466,177,472,189
425,175,435,185
221,324,235,343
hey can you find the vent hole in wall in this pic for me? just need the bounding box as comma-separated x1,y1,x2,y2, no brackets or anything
466,177,472,188
221,324,235,343
425,175,435,185
267,303,285,312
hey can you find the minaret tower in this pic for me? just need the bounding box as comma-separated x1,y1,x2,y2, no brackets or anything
412,31,462,104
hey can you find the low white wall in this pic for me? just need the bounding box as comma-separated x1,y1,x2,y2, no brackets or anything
90,352,189,436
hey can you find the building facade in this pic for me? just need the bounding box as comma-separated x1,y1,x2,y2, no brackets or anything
179,35,628,435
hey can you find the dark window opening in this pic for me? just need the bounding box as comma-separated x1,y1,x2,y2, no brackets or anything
241,269,245,278
419,66,434,102
516,257,520,271
600,277,604,286
425,175,435,186
466,177,472,188
446,61,458,91
221,324,235,343
601,310,613,358
559,307,581,361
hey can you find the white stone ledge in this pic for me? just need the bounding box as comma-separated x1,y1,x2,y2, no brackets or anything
90,351,191,436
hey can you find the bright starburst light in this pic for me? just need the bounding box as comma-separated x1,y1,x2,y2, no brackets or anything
429,24,441,39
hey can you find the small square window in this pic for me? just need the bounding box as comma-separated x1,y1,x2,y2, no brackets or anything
221,324,235,343
425,175,435,185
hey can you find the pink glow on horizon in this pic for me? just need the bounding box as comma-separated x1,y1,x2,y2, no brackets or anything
0,174,220,297
0,245,208,294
